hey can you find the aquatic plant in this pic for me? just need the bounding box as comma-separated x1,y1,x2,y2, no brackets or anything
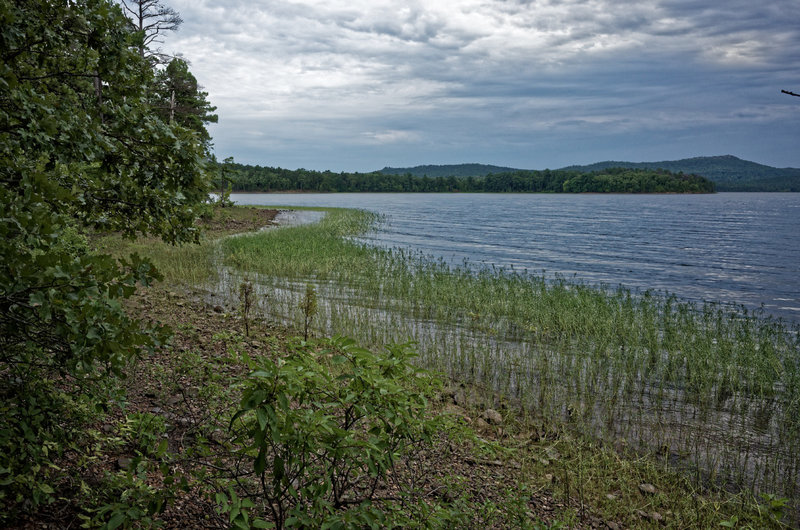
215,207,800,505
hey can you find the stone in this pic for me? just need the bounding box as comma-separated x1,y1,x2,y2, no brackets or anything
213,305,224,313
117,456,133,470
639,482,657,495
442,403,470,422
474,417,490,430
482,408,503,425
545,446,561,462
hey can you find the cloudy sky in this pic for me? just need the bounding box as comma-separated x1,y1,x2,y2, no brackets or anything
159,0,800,172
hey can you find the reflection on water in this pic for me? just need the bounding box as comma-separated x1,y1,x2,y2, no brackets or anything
206,260,799,503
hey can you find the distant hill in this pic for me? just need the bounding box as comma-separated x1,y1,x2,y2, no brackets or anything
560,155,800,191
378,163,518,178
379,156,800,191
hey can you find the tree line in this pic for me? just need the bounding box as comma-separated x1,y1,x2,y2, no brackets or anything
222,163,716,194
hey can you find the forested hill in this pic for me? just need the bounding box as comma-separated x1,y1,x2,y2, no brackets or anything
378,163,518,177
224,163,715,193
560,155,800,191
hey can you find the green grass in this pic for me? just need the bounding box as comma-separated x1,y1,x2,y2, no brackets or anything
215,207,800,508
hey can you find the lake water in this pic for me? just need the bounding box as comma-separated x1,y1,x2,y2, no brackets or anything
230,192,800,323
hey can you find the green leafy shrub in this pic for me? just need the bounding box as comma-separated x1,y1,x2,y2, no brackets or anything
0,0,210,522
228,337,441,528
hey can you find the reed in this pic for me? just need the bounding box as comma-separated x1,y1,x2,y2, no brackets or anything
214,207,800,505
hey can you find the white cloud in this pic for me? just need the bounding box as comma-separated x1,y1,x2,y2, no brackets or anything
160,0,800,169
360,129,421,144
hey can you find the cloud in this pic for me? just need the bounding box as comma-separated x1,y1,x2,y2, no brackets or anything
163,0,800,170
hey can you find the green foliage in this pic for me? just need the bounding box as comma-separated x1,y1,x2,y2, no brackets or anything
0,0,211,521
220,162,715,193
221,207,800,508
379,163,519,177
759,493,789,522
153,57,218,151
228,337,439,529
562,154,800,191
216,156,237,206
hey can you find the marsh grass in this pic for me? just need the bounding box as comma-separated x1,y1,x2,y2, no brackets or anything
97,233,219,286
209,208,799,506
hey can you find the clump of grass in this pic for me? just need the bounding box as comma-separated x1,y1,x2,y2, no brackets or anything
214,207,799,513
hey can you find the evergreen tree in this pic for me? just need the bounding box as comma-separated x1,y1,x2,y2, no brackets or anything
154,57,218,151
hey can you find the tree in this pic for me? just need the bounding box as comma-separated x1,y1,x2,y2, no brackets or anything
120,0,183,62
0,0,210,520
154,57,218,150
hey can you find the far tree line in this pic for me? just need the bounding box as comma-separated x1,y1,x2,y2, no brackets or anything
219,163,716,194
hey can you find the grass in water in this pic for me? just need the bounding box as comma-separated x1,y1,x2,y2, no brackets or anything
217,207,800,512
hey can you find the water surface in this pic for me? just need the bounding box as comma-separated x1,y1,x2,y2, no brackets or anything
231,192,800,323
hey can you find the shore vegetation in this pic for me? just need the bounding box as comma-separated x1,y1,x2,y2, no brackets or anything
222,161,715,194
217,206,800,523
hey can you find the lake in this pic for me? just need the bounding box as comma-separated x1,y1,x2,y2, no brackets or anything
229,192,800,323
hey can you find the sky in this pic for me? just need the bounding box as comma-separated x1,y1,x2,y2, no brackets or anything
158,0,800,172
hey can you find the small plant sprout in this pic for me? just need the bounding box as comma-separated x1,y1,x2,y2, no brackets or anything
239,279,255,337
299,283,317,341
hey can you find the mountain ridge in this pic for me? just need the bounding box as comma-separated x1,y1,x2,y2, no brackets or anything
378,155,800,191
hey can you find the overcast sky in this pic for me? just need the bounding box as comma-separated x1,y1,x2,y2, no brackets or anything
159,0,800,172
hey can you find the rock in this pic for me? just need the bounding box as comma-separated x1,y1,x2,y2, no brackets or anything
167,395,182,406
639,482,657,495
474,417,490,430
482,408,503,425
649,511,664,523
605,493,617,501
545,446,561,462
606,522,621,530
544,473,554,483
117,456,133,470
442,404,470,422
101,423,114,433
213,305,224,313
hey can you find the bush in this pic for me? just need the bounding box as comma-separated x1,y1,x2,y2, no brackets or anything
228,337,441,529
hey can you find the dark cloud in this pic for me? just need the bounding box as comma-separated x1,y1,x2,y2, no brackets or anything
164,0,800,171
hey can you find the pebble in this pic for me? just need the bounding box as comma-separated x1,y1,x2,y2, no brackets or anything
482,408,503,425
639,482,657,495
